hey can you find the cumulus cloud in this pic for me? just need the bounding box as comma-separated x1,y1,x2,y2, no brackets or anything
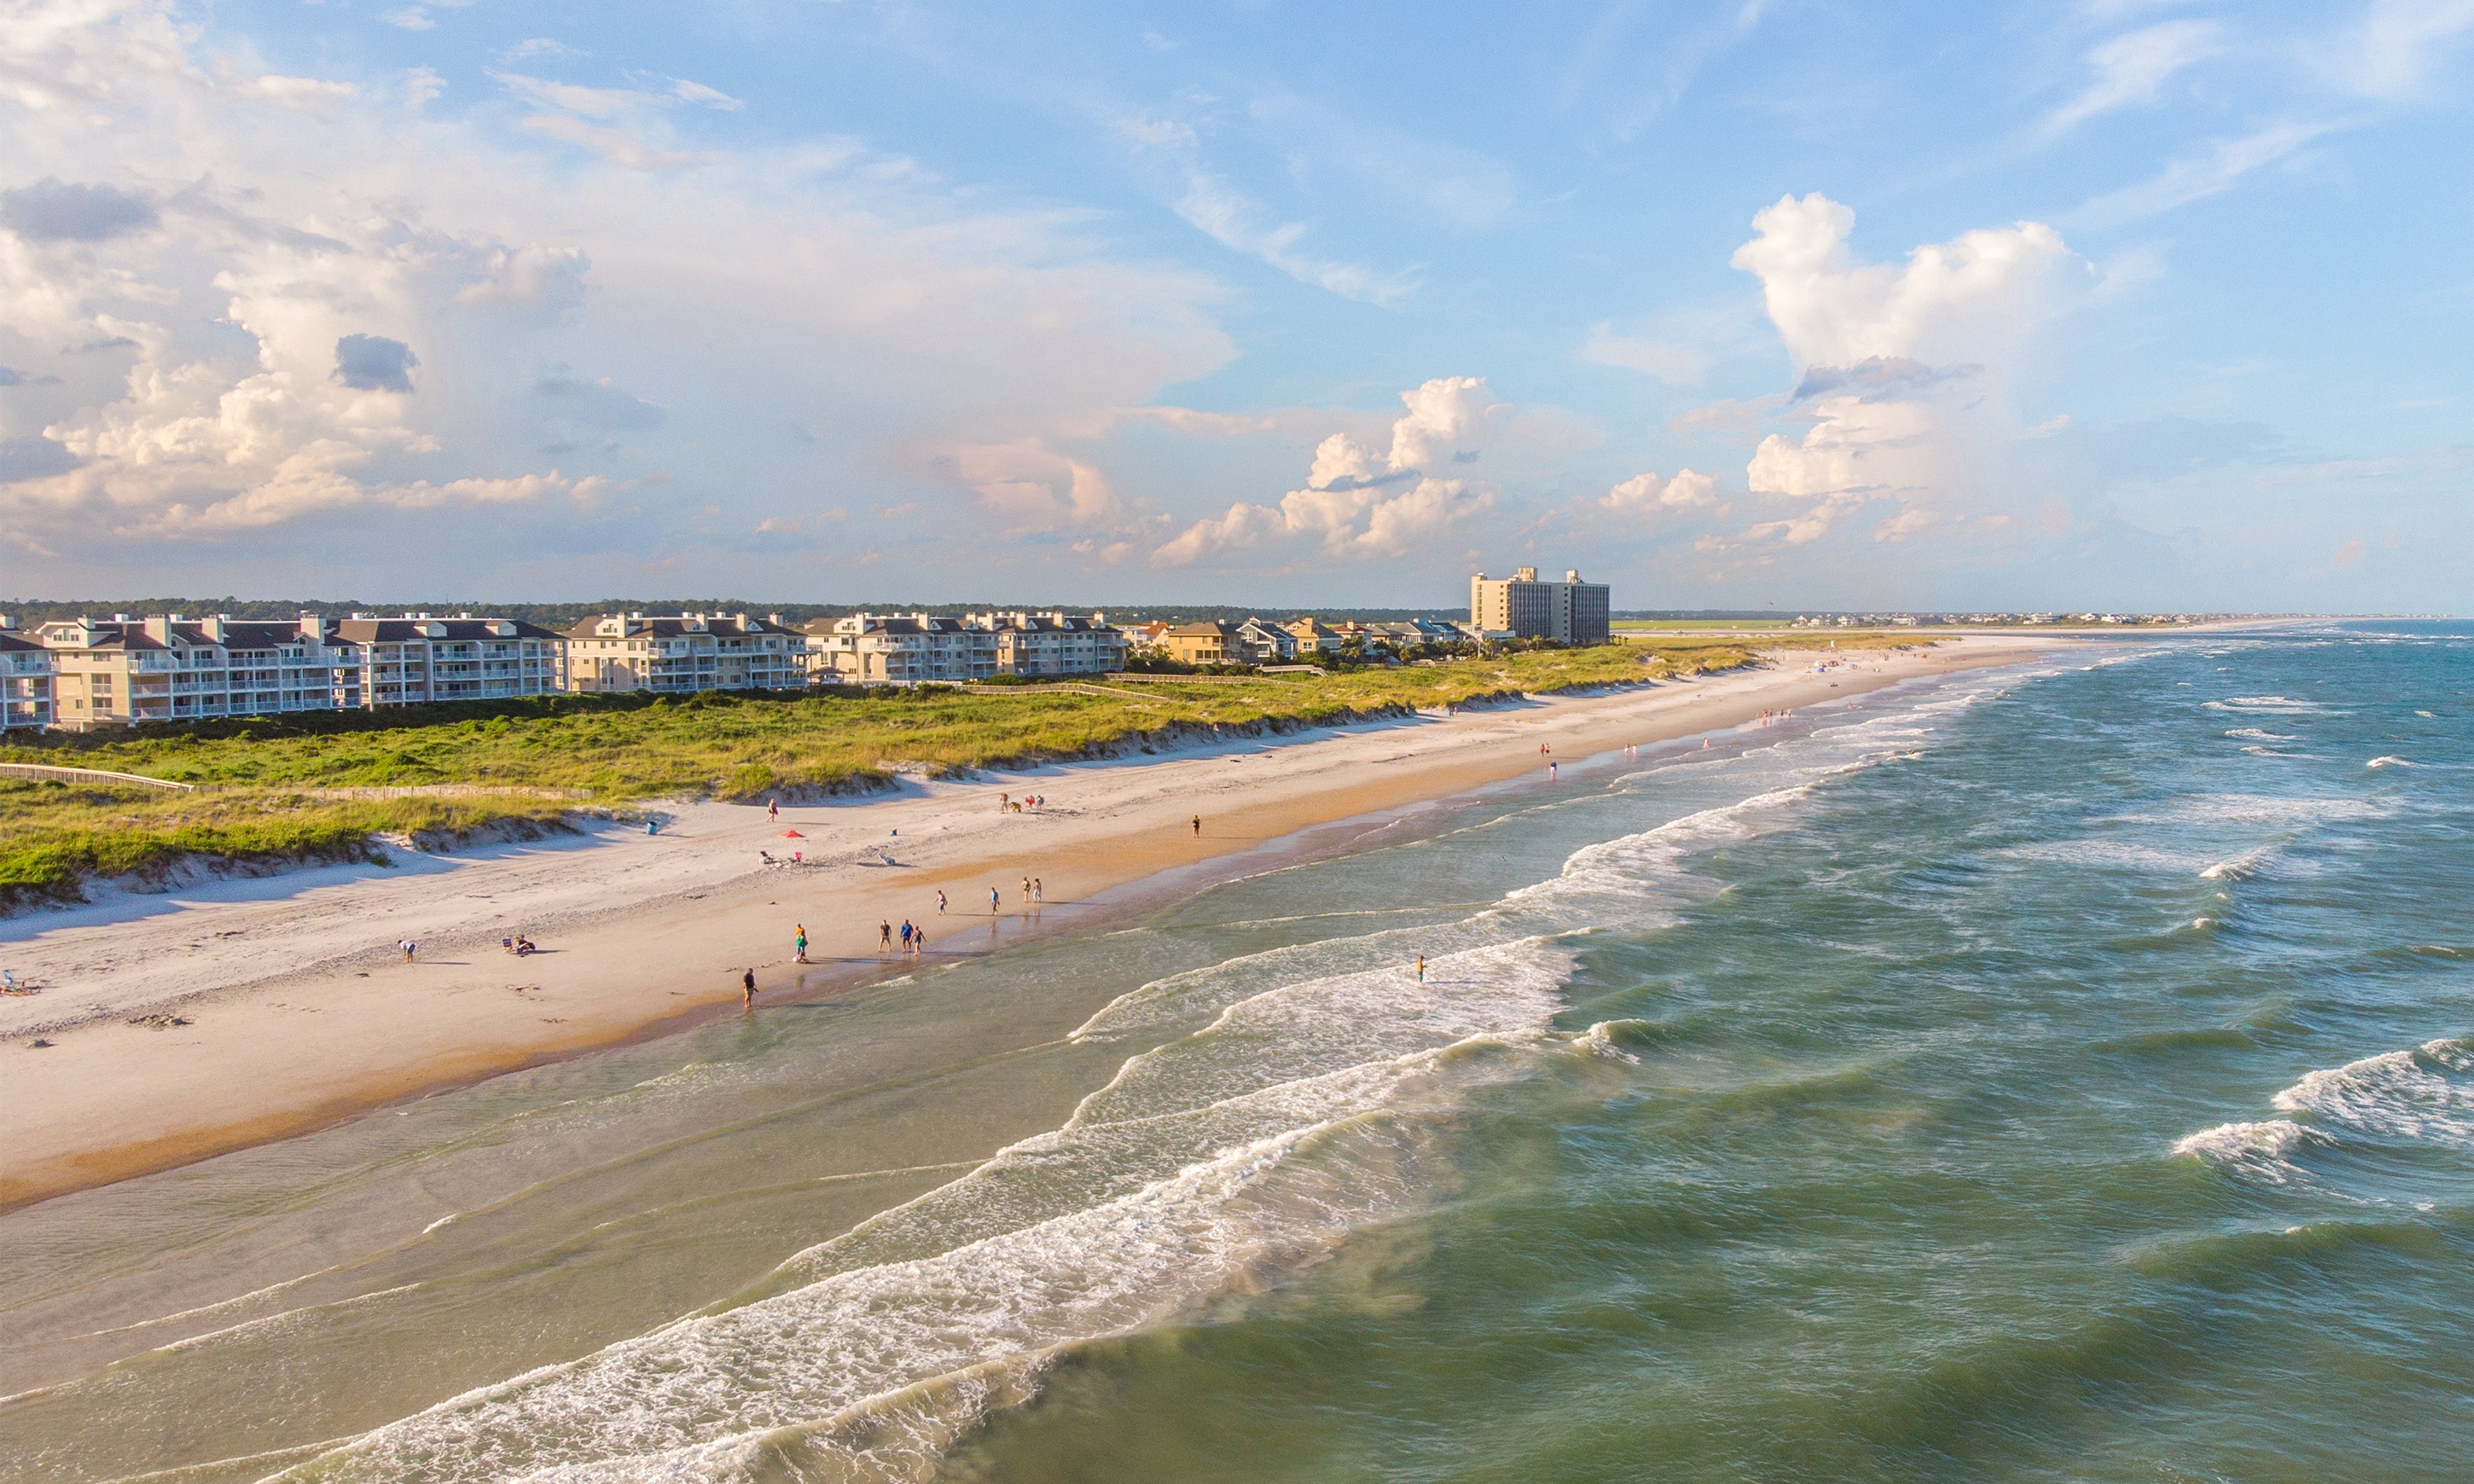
0,0,1231,577
0,178,158,241
1727,194,2090,547
334,334,419,393
1600,468,1720,514
1152,376,1501,566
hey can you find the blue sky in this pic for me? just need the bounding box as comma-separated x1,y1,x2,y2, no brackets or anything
2,1,2469,610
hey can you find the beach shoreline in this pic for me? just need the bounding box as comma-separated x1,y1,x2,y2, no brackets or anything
0,637,2064,1211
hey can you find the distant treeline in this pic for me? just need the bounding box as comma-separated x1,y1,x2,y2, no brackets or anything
0,598,1466,627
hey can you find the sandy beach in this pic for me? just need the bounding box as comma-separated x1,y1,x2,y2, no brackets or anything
0,637,2058,1209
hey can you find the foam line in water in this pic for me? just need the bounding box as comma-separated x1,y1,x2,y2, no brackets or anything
2270,1038,2474,1149
253,671,2000,1483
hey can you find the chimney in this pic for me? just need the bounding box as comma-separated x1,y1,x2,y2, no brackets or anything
200,615,226,642
0,614,13,629
299,611,324,641
1565,569,1580,583
144,615,171,642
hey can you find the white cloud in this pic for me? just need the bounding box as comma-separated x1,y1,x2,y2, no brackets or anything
1730,193,2083,368
1581,322,1706,383
1601,468,1721,514
2044,20,2224,134
671,79,744,112
1728,194,2091,548
1170,168,1420,306
1152,376,1502,566
2354,0,2474,96
0,0,1233,571
379,8,436,32
2071,119,2334,225
404,67,444,110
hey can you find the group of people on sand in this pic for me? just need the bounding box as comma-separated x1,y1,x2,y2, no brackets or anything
501,935,537,957
878,919,928,956
997,792,1045,814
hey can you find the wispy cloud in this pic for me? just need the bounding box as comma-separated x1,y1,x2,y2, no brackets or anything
2042,20,2225,135
2071,118,2337,224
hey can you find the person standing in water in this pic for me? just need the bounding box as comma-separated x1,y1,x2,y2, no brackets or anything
936,889,947,914
742,969,756,1007
879,919,892,953
1033,878,1042,903
990,886,1001,914
1415,955,1426,983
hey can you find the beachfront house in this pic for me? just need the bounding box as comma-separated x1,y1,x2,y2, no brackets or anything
561,612,804,694
1233,617,1299,664
1158,620,1237,665
1282,617,1344,654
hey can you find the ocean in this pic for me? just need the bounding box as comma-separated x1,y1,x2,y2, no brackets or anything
3,622,2468,1482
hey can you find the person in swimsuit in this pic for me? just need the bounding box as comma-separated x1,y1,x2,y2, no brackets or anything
743,969,756,1006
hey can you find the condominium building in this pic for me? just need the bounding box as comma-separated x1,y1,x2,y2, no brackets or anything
31,612,363,730
804,612,1127,684
0,624,55,731
1469,566,1612,644
981,611,1130,678
562,612,804,694
331,614,564,706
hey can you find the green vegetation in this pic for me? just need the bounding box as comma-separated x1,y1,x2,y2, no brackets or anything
0,638,1841,907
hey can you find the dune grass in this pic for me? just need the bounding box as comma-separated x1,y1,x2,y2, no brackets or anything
0,637,1856,905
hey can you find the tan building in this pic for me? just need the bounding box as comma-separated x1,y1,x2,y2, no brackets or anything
1470,566,1612,644
1283,617,1344,654
0,623,56,730
562,612,804,694
332,614,564,706
1157,620,1236,665
32,612,363,730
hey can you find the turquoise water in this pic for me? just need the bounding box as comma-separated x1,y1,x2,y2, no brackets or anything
4,624,2469,1481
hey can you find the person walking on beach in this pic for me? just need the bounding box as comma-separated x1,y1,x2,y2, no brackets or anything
1192,814,1202,837
1033,878,1042,903
936,889,947,914
990,886,1001,914
900,920,914,953
768,797,779,821
1021,876,1032,903
1415,954,1426,983
794,924,809,963
743,968,757,1007
879,919,893,953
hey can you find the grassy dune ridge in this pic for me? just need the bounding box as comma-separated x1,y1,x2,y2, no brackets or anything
0,638,1838,907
